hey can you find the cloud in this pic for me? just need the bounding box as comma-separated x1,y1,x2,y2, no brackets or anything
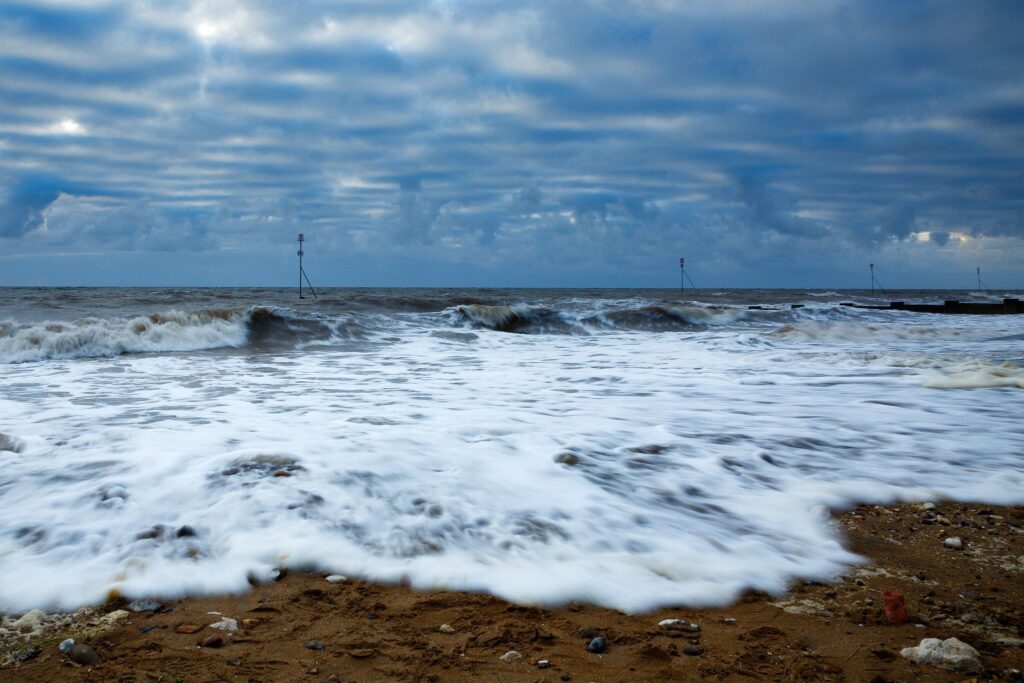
0,0,1022,285
0,174,70,237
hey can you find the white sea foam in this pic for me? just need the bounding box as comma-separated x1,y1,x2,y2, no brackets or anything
0,310,250,363
0,300,1021,613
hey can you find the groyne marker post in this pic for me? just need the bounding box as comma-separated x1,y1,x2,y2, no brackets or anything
298,233,305,299
679,257,685,294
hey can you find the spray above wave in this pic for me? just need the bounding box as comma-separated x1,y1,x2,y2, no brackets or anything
0,307,354,363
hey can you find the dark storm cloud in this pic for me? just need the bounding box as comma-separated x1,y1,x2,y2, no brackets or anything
0,0,1022,286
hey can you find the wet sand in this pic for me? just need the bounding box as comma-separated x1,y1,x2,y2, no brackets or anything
2,502,1023,682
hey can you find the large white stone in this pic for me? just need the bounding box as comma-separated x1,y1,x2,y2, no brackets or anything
210,617,238,632
13,609,46,634
901,637,982,673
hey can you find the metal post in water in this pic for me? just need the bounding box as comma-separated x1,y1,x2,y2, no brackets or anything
298,233,305,299
870,263,874,295
679,257,685,294
977,266,981,291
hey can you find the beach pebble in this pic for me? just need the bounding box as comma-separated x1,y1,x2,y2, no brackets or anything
684,645,704,656
325,574,347,583
59,638,76,653
68,643,100,665
921,502,937,511
128,599,163,612
199,634,224,648
537,659,551,668
305,640,325,651
0,433,21,453
439,623,456,634
579,626,598,639
100,609,130,626
659,618,699,632
555,453,580,466
210,618,238,633
13,609,46,634
500,650,524,662
140,625,157,634
901,637,982,673
943,537,964,550
587,636,607,653
9,646,41,663
723,617,737,624
175,623,203,634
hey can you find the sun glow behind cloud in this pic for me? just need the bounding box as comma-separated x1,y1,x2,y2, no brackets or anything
53,118,84,135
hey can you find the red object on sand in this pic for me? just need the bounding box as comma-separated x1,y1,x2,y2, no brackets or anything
883,589,909,622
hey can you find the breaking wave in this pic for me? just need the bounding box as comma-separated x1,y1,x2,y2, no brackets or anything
0,308,351,363
922,361,1024,390
448,303,752,333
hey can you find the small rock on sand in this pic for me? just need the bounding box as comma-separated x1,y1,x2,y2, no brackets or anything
500,650,524,662
100,609,130,625
684,645,704,656
943,537,964,550
439,623,456,633
537,659,551,668
659,618,699,632
579,626,598,639
199,635,223,648
900,637,982,674
128,599,163,612
68,643,100,665
325,574,346,583
305,640,325,651
175,623,203,634
587,636,607,653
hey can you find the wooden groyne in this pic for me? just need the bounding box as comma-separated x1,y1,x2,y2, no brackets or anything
840,298,1022,315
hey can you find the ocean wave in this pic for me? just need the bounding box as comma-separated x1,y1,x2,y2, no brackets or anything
0,307,352,363
448,302,751,333
768,320,959,343
922,361,1024,390
448,304,580,334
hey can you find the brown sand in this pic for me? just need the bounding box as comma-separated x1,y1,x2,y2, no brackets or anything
2,502,1023,682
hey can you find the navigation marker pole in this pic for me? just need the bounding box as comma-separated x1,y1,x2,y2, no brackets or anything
869,263,886,295
297,233,319,301
678,256,698,293
977,266,991,292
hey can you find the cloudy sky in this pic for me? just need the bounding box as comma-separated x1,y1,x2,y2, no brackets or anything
1,0,1022,287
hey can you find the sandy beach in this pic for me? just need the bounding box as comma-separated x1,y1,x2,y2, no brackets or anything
2,501,1022,682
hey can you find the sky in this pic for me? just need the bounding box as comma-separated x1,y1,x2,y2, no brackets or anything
0,0,1022,288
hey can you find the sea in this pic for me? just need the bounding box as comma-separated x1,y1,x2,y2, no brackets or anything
1,287,1022,613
